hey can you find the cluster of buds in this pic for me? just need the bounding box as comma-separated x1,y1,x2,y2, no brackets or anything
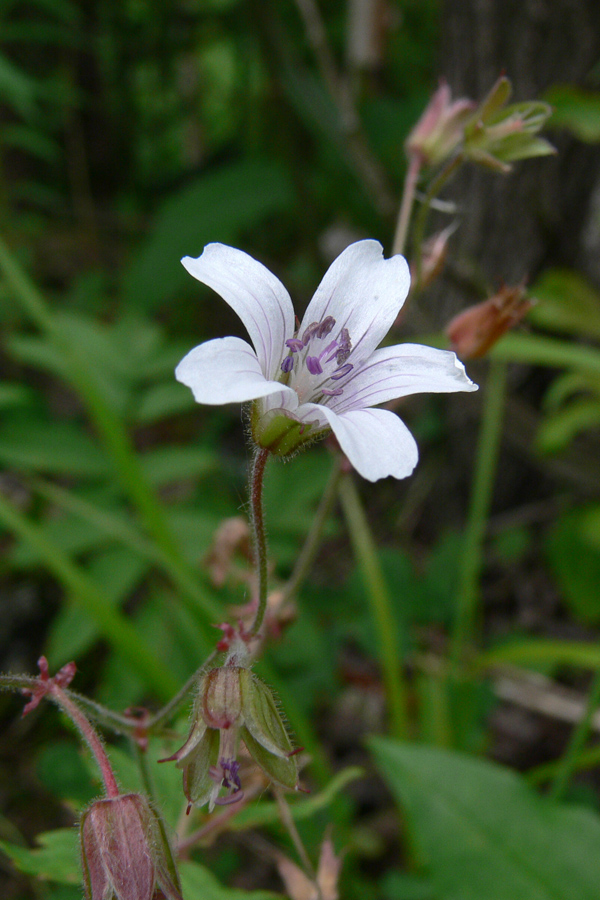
80,793,183,900
406,76,554,172
162,663,300,811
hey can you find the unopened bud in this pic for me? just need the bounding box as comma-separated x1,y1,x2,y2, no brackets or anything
405,80,476,168
80,793,182,900
446,283,534,359
411,222,456,290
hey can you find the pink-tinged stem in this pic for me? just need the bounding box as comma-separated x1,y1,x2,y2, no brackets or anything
249,447,270,637
392,153,422,257
52,685,120,799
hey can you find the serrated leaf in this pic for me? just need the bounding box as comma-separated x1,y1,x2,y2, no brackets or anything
0,829,80,883
123,157,296,311
46,546,149,665
371,737,600,900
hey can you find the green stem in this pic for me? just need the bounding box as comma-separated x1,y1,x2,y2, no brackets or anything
338,473,408,739
549,671,600,801
281,455,343,604
249,447,270,636
392,154,422,257
451,359,507,669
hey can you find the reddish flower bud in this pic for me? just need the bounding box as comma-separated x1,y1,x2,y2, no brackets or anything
80,794,182,900
446,283,534,359
405,80,476,167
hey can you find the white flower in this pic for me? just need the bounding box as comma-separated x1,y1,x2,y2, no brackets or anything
176,240,477,482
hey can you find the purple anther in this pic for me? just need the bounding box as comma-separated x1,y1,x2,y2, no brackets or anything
220,758,242,792
316,316,336,339
285,338,304,352
281,356,294,373
306,356,323,375
331,363,353,380
335,328,352,365
302,322,319,345
321,387,344,396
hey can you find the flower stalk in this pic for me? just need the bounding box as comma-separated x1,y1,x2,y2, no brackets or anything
249,447,270,636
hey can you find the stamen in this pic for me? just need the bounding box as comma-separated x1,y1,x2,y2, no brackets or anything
285,338,304,352
302,322,319,345
321,387,343,396
281,356,294,373
336,328,352,365
316,316,335,339
331,363,353,380
306,356,323,375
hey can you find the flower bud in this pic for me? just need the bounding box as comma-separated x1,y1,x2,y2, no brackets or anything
446,283,534,359
163,666,300,811
80,793,182,900
405,80,476,167
463,76,555,172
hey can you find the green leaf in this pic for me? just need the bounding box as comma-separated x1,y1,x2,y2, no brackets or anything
491,331,600,375
529,269,600,340
370,737,600,900
536,398,600,454
546,507,600,625
179,860,283,900
141,445,218,487
134,381,197,423
0,829,80,883
123,157,296,311
45,546,149,665
0,418,109,477
545,85,600,143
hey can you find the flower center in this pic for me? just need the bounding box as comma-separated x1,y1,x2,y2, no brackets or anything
280,316,354,403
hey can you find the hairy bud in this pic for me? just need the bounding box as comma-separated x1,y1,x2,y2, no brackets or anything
80,793,182,900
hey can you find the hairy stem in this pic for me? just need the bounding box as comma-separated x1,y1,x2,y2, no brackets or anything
249,447,271,636
52,686,119,798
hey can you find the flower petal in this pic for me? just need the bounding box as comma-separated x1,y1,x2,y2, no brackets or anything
330,343,478,414
299,241,410,367
175,336,295,405
312,405,419,481
182,244,295,380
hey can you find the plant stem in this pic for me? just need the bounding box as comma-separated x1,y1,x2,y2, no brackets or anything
281,455,343,604
411,154,463,287
549,671,600,801
249,447,270,636
392,154,421,256
338,473,408,739
451,359,507,669
52,686,119,798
